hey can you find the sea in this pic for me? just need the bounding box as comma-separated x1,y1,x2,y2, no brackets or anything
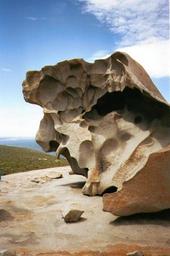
0,137,42,151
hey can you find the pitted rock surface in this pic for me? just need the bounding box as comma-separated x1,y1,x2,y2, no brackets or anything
23,52,170,216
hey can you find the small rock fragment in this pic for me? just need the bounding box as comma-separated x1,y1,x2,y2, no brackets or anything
127,251,144,256
69,171,74,175
63,209,84,223
31,178,40,183
31,173,63,184
47,172,63,179
0,250,16,256
31,176,48,184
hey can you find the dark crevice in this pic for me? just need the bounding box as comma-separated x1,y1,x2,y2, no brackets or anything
0,209,14,222
49,140,59,152
102,186,118,195
60,133,69,145
61,181,86,188
90,91,125,116
84,87,170,122
134,115,143,124
60,147,88,177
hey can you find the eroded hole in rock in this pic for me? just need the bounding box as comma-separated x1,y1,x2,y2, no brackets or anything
134,116,143,124
61,134,69,145
60,147,88,177
23,52,170,215
0,209,14,222
88,126,96,133
69,157,88,177
80,121,88,128
49,140,59,152
120,132,132,141
102,186,118,195
91,91,125,116
86,87,170,121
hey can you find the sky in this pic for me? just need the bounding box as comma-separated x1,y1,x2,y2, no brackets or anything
0,0,169,137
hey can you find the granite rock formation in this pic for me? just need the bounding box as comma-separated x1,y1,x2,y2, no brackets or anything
103,145,170,216
23,52,170,216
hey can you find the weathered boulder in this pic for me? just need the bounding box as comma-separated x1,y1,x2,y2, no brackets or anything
22,51,170,215
103,145,170,216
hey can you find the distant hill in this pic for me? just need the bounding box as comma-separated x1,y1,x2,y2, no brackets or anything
0,137,42,151
0,145,68,175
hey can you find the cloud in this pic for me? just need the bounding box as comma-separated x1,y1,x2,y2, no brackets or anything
79,0,169,46
26,16,38,21
117,40,170,78
26,16,47,21
1,68,12,72
87,40,170,78
87,49,110,62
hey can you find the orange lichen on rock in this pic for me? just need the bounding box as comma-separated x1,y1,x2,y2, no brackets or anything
103,145,170,216
16,244,170,256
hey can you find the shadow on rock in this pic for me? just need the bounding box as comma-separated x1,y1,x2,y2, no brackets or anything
110,209,170,226
0,209,14,222
61,181,86,189
9,231,38,245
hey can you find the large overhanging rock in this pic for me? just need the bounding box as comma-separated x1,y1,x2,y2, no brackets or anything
22,52,170,216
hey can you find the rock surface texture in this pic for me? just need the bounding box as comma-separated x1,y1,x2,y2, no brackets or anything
126,251,144,256
0,167,170,255
23,52,170,216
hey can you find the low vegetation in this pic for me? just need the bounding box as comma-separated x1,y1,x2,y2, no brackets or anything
0,145,68,175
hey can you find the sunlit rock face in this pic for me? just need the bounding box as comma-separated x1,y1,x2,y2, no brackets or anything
23,52,170,215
